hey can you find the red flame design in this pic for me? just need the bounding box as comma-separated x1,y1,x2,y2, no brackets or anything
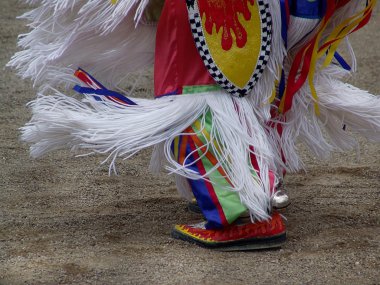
198,0,255,51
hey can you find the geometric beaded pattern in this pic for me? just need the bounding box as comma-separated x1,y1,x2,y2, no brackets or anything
174,211,285,243
186,0,272,97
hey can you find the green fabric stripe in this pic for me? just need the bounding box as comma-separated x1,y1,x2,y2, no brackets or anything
182,85,221,94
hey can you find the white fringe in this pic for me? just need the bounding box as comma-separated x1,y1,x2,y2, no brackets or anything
278,62,380,170
174,175,194,202
267,3,380,172
247,0,286,121
287,16,320,50
318,77,380,145
149,142,194,201
8,0,155,88
21,90,279,221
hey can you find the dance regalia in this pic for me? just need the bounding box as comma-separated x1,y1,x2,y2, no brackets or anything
8,0,379,249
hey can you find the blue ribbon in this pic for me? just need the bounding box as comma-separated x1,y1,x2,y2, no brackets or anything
73,85,137,105
280,0,289,48
290,0,327,19
334,52,351,71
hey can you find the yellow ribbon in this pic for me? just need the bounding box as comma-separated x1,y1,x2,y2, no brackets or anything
308,0,376,115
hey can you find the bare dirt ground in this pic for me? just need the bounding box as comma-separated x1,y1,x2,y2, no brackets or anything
0,2,379,285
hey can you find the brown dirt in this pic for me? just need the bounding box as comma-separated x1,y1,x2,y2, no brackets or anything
0,2,379,285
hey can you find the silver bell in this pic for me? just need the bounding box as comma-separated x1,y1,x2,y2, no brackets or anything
271,190,291,209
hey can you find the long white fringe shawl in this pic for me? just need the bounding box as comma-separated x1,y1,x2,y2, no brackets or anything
7,0,154,88
21,90,277,221
277,62,380,169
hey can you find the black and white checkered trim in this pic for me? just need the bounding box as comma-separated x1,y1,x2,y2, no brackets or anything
187,0,272,97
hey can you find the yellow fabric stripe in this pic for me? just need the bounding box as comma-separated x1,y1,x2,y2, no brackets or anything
268,66,282,104
173,137,179,160
193,119,223,156
321,2,376,69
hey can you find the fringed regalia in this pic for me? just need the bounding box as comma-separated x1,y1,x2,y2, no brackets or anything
8,0,379,249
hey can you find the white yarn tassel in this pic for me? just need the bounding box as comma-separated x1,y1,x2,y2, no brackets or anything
318,80,380,144
247,0,286,122
22,89,280,221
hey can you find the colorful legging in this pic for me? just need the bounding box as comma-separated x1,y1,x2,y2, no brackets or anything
172,110,250,229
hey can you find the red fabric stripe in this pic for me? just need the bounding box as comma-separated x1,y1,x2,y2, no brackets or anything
282,1,340,113
178,135,188,165
188,127,233,186
283,41,315,113
188,136,228,226
75,70,100,89
319,9,373,52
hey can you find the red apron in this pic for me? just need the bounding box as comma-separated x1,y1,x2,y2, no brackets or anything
154,0,214,97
